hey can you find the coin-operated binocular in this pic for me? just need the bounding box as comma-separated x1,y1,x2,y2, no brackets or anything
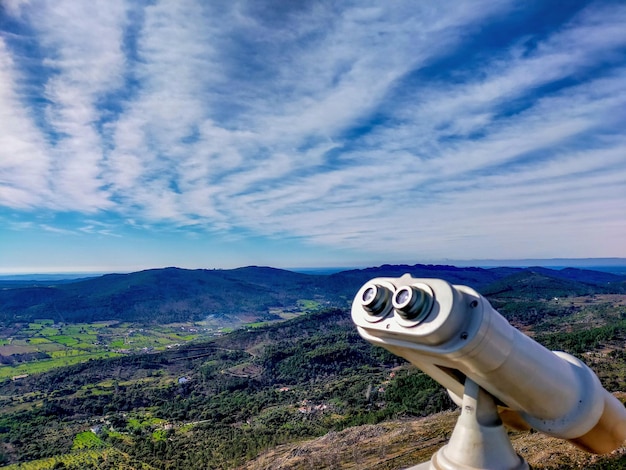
351,275,626,470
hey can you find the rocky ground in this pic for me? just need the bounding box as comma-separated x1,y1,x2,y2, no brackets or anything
240,404,626,470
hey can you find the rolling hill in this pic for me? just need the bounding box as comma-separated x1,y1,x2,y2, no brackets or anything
1,264,626,468
1,264,625,327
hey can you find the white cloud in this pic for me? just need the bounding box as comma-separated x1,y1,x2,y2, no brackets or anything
39,223,77,235
1,0,30,18
1,0,625,262
1,0,128,211
0,38,52,208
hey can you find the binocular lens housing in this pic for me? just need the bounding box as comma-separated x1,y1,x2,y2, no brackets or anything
360,284,391,317
352,275,626,456
359,282,434,324
393,285,433,322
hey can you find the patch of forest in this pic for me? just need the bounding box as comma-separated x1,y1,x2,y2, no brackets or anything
1,297,626,468
1,268,626,469
1,265,624,327
0,310,455,468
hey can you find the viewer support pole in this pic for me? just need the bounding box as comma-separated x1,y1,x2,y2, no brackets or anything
410,379,529,470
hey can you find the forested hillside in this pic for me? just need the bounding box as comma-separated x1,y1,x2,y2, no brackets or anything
0,309,454,468
1,265,626,468
1,265,624,327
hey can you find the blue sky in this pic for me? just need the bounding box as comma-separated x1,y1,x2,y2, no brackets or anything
1,0,625,273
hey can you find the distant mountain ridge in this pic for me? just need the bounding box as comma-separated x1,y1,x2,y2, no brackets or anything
0,264,624,326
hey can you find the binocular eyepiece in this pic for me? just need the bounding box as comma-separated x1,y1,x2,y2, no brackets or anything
360,282,435,324
352,274,626,461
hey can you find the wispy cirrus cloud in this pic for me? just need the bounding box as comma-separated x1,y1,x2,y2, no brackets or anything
1,0,625,266
1,0,127,212
0,36,52,208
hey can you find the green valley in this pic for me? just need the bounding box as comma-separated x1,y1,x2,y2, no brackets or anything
0,319,222,380
1,265,626,469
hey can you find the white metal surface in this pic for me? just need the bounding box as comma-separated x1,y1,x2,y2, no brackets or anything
351,275,626,457
427,379,528,470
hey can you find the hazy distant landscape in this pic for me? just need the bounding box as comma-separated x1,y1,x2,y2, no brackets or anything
2,263,625,381
3,1,626,468
1,263,626,469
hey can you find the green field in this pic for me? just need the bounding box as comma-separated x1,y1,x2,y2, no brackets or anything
27,338,52,345
0,310,319,380
0,300,320,380
0,448,148,470
0,319,229,379
72,431,105,450
0,352,122,379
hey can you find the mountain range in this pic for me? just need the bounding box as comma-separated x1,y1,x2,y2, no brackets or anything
1,264,625,326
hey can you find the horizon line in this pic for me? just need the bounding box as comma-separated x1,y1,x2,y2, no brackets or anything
1,257,626,278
